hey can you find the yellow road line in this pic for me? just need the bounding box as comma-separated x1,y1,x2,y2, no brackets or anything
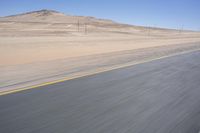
1,49,200,96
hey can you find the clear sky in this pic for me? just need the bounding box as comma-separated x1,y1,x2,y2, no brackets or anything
0,0,200,30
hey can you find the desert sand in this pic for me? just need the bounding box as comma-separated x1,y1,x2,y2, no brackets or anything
1,9,200,92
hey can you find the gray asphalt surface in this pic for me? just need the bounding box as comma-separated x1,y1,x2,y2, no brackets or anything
1,51,200,133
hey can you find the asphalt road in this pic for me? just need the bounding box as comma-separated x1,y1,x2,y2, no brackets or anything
1,51,200,133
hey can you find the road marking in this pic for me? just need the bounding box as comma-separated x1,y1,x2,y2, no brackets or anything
1,48,200,96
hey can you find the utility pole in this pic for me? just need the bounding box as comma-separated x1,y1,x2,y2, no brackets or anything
147,26,151,36
85,23,88,35
77,19,80,32
179,25,184,34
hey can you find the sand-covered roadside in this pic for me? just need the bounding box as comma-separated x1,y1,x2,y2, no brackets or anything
1,41,200,93
1,33,200,66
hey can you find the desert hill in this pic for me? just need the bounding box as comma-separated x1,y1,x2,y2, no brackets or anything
0,9,115,24
0,9,193,37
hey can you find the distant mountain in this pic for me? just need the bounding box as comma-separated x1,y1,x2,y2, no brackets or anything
0,9,115,24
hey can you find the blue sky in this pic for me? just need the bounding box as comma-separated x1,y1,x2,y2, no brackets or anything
0,0,200,30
